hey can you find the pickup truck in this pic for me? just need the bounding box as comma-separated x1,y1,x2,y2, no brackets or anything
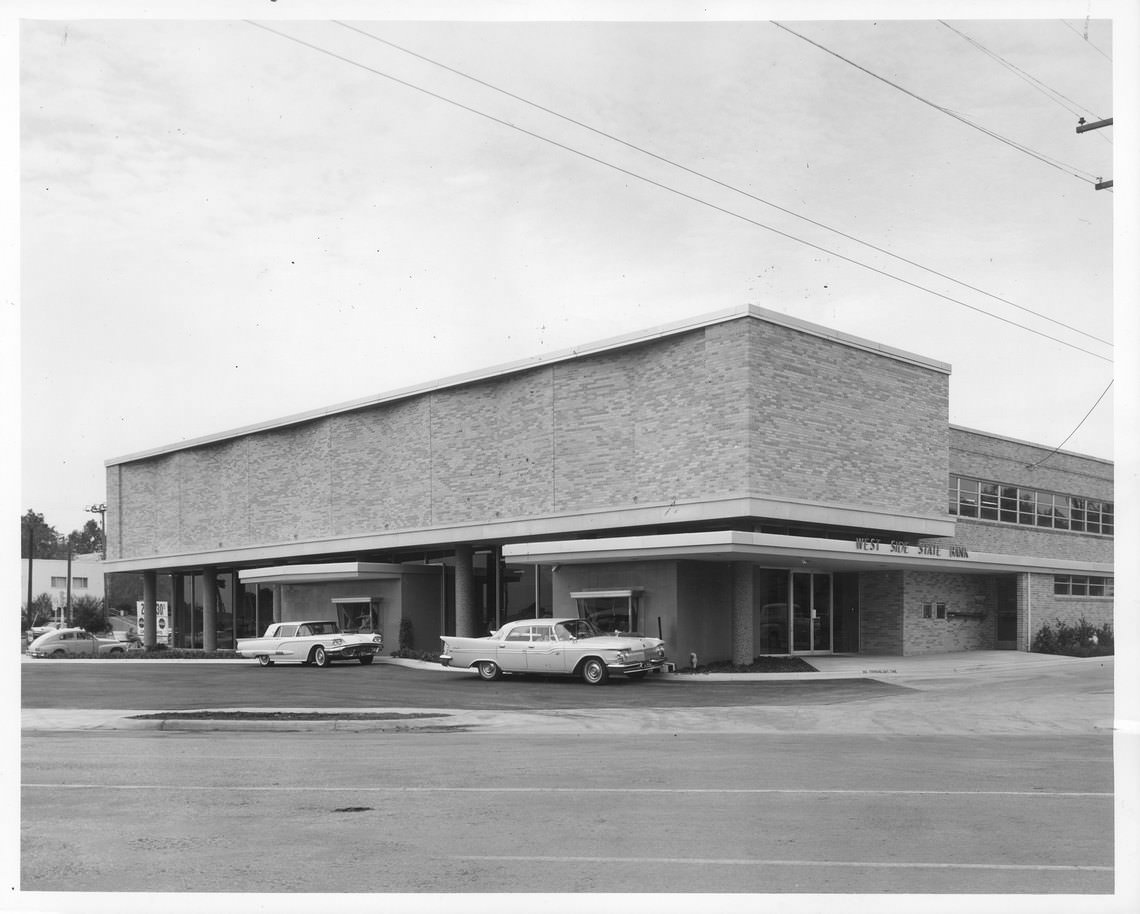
236,620,383,668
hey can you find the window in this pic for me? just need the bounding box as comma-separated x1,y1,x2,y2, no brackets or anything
921,602,947,620
51,576,67,588
1054,575,1114,598
571,589,642,633
72,577,88,589
979,483,1000,521
950,475,1112,537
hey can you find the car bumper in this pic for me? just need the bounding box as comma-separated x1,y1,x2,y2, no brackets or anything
607,658,668,675
328,644,382,660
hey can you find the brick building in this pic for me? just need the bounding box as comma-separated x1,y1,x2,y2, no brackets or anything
102,305,1114,661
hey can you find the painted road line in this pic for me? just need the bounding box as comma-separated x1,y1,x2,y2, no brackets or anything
453,855,1113,873
22,783,1113,798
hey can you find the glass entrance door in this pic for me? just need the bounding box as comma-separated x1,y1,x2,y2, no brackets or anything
791,572,832,652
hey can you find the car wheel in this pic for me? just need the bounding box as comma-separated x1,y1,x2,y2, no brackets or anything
358,656,374,666
476,660,502,681
109,648,124,656
52,650,66,658
257,655,273,667
312,646,329,668
581,658,609,685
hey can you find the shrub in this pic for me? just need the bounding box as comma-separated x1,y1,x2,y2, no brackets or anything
21,594,55,633
389,648,442,663
398,617,415,652
1032,617,1113,657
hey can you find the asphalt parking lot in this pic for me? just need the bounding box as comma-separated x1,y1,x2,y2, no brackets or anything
20,655,909,713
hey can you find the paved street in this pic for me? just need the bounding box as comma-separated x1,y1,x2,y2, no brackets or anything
17,655,1126,907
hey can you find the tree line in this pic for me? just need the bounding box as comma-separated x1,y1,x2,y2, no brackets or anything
21,508,141,635
21,509,105,559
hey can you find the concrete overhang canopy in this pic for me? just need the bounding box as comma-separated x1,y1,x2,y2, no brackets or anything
503,531,1113,576
238,562,409,585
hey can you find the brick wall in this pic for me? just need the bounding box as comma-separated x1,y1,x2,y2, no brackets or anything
1025,572,1114,642
749,321,948,516
108,315,949,561
859,572,905,654
949,427,1113,501
900,571,997,655
939,427,1114,566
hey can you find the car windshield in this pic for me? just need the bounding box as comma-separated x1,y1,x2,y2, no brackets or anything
555,620,601,640
301,622,339,636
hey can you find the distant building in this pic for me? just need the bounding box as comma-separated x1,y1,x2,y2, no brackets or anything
21,553,105,624
102,305,1113,660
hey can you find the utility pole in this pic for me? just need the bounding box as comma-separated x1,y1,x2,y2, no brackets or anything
1076,117,1113,189
26,524,35,620
86,502,108,624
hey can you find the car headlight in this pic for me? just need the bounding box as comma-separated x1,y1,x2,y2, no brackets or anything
655,645,666,659
331,638,344,646
614,650,630,663
372,635,383,644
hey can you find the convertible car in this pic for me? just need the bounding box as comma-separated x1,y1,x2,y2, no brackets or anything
237,620,383,667
440,617,668,684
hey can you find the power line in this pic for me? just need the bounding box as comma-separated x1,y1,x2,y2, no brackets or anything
1025,379,1113,469
772,22,1102,184
246,20,1112,363
332,20,1111,348
939,20,1109,132
1059,19,1112,62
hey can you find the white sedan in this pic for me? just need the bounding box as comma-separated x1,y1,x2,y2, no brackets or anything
440,618,668,684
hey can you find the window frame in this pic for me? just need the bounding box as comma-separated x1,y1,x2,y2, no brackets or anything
950,475,1112,537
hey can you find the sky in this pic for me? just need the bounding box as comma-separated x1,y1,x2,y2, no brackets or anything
5,1,1135,544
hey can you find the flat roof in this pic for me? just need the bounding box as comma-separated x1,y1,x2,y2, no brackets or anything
106,304,951,466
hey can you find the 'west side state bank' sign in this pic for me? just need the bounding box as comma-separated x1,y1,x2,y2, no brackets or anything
855,538,969,559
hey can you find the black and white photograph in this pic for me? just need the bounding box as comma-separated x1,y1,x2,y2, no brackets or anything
5,1,1137,912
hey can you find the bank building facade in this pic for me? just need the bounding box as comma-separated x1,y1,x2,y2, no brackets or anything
103,305,1114,664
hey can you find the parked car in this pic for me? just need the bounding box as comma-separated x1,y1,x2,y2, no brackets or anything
236,620,383,667
26,628,140,659
440,617,668,684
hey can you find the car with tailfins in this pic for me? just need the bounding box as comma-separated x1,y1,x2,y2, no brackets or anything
440,617,668,684
237,620,383,667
